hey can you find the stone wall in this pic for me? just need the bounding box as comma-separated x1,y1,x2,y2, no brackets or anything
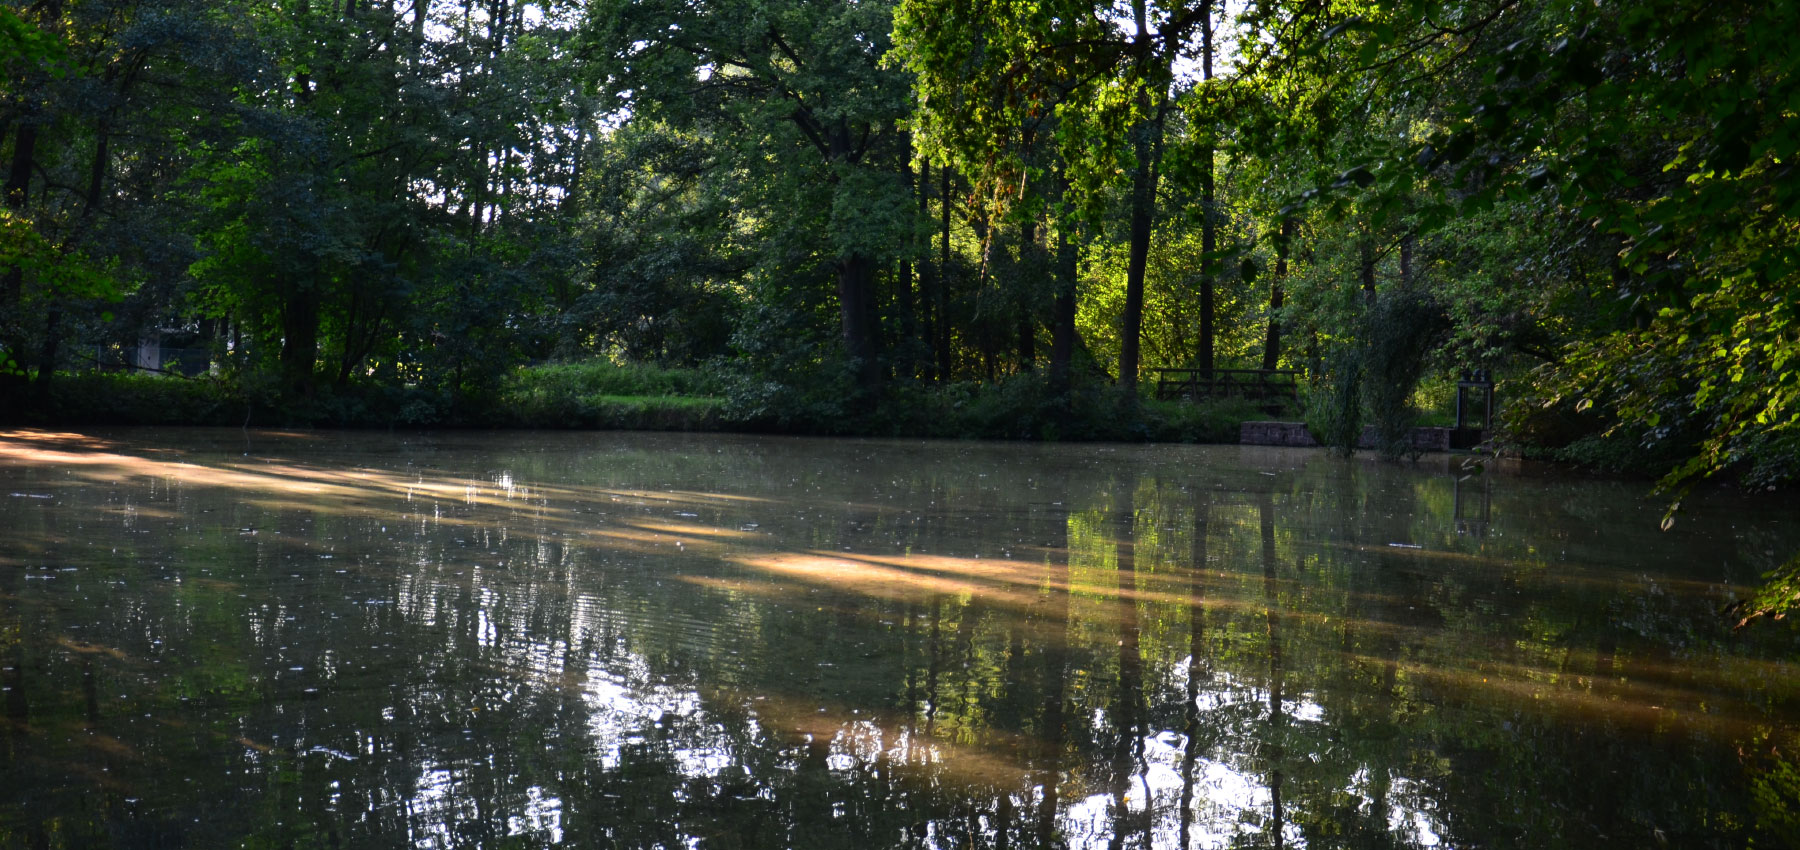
1239,421,1319,447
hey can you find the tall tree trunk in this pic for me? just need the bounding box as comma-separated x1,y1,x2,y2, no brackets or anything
937,165,953,381
898,154,918,374
411,0,427,63
1197,0,1216,375
1360,233,1376,302
1,117,37,391
1016,218,1037,371
1120,0,1165,398
2,120,37,306
836,252,881,395
1400,231,1415,289
1049,171,1079,398
32,306,60,399
1120,106,1153,396
1262,218,1292,371
1116,115,1159,394
1049,214,1079,399
827,119,882,396
918,160,938,380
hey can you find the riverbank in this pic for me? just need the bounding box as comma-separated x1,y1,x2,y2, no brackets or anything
3,360,1705,477
17,364,1281,444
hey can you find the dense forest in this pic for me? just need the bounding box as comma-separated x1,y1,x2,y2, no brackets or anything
0,0,1794,490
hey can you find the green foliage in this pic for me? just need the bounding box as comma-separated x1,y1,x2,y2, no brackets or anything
1362,292,1450,459
0,5,66,76
1750,749,1800,847
508,359,726,400
499,359,727,430
41,372,241,426
1728,553,1800,632
498,389,725,431
1305,357,1363,457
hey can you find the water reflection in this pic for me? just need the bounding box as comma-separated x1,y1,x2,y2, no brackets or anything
1,429,1797,848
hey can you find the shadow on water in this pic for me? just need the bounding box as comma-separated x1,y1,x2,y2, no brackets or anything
1,428,1799,848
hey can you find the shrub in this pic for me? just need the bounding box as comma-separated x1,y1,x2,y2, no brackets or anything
44,372,242,426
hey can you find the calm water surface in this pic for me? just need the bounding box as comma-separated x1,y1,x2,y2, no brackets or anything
1,428,1797,849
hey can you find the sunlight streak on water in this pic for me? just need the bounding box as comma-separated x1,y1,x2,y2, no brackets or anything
0,429,1795,847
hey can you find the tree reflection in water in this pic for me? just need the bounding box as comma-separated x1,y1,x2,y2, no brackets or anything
0,429,1796,848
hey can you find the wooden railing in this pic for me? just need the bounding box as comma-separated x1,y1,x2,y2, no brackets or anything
1149,368,1300,402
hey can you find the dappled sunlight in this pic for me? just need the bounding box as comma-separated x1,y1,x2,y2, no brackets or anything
626,519,766,541
0,430,124,452
3,429,1796,848
729,551,1051,608
0,433,766,525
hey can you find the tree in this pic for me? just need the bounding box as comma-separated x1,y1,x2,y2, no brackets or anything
585,0,915,397
894,0,1227,397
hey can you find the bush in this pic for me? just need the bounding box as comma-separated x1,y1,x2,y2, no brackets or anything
505,359,725,400
495,360,725,429
43,372,243,426
1362,292,1450,459
1303,358,1363,456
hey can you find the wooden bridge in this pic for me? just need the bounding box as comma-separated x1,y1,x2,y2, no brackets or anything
1150,368,1301,403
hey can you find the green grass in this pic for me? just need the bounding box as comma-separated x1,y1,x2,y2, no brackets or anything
494,361,725,429
504,359,725,399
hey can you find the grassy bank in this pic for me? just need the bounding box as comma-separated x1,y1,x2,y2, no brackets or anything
19,360,1283,443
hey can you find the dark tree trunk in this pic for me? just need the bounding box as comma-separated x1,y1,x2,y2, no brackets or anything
937,165,952,381
1,118,37,392
2,120,37,305
1049,171,1080,398
1120,108,1153,395
1262,217,1292,371
32,306,60,398
918,161,938,380
836,252,881,395
1400,231,1415,288
1016,219,1037,371
1360,235,1377,301
1049,218,1079,399
281,285,322,395
83,129,110,215
1197,2,1216,375
899,158,918,376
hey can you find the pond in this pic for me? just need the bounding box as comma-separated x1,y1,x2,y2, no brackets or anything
1,428,1797,848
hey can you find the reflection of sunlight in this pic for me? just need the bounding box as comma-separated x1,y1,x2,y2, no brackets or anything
507,786,565,844
580,652,712,773
1059,666,1336,850
10,428,1797,849
407,765,472,850
1348,769,1444,848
